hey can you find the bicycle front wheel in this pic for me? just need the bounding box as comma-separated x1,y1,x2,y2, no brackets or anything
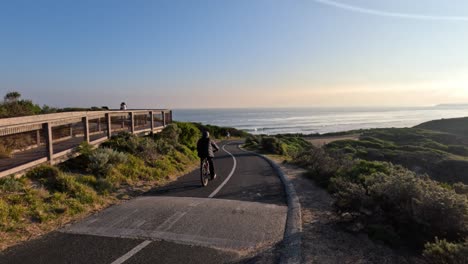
200,159,209,187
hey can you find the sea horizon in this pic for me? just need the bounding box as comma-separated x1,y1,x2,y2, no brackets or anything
173,106,468,135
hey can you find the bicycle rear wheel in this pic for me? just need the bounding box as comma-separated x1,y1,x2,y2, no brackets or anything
200,159,210,187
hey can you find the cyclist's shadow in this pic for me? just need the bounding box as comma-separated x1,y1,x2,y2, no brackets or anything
143,179,201,196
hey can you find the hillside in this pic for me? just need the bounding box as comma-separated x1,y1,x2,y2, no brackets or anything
415,117,468,140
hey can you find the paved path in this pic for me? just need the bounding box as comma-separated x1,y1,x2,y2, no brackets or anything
0,142,287,264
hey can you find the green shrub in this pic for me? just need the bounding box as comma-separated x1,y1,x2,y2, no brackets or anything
423,238,468,264
101,132,140,154
245,135,260,147
447,145,468,156
77,141,95,157
176,122,201,150
54,173,98,204
134,138,161,166
76,175,97,186
158,124,181,145
26,165,60,181
453,182,468,196
331,163,468,246
192,123,248,139
0,199,8,225
25,165,61,190
0,144,12,158
94,178,114,194
0,176,26,192
294,148,352,187
88,148,127,176
366,224,401,247
260,137,284,154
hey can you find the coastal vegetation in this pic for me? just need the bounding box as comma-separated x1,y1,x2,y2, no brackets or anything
0,122,203,250
0,91,108,119
254,119,468,262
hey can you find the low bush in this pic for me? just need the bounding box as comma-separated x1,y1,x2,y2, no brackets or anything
0,176,26,192
0,144,12,158
176,122,201,150
246,134,312,158
87,148,127,176
192,123,248,139
101,132,140,154
25,165,61,191
317,159,468,249
158,124,181,145
423,238,468,264
294,148,348,187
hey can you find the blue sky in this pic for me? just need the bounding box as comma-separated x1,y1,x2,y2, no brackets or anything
1,0,468,108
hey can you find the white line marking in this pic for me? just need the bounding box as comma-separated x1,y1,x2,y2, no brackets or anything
110,240,151,264
156,211,187,231
208,144,237,198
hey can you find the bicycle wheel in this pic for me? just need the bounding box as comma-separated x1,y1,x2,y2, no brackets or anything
200,159,210,187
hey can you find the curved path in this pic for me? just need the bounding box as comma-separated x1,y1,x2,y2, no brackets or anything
0,141,287,264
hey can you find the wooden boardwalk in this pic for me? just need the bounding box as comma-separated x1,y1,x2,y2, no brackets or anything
0,109,171,177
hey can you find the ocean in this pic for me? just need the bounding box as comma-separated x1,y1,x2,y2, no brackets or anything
173,106,468,135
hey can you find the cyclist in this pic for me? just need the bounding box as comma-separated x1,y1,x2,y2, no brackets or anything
197,131,219,180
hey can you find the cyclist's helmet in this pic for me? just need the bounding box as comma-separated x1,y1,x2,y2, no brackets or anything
202,131,210,138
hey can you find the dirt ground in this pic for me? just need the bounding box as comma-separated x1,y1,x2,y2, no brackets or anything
305,135,360,147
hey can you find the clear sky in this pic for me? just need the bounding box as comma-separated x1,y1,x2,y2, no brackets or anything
1,0,468,109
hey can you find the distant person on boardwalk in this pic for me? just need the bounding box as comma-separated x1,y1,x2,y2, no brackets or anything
197,131,219,180
226,131,230,139
120,102,127,110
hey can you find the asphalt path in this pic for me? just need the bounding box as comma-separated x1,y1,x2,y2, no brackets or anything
0,141,287,264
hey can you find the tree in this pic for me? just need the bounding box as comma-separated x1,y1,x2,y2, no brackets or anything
4,91,21,103
0,91,41,118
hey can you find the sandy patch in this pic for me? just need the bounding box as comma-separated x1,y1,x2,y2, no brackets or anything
305,135,360,147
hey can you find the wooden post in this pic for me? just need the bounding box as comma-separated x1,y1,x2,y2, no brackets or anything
43,123,53,162
130,112,135,133
149,111,154,133
106,113,112,138
97,117,101,132
36,129,41,146
162,111,166,127
82,116,89,143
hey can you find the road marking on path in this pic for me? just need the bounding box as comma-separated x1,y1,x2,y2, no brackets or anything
110,240,151,264
109,144,238,264
208,144,237,198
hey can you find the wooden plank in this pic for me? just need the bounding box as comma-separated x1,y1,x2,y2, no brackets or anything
150,111,154,134
130,112,135,133
0,157,48,178
106,113,112,138
83,116,90,143
44,123,53,162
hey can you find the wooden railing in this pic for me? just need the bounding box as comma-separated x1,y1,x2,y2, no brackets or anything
0,109,172,178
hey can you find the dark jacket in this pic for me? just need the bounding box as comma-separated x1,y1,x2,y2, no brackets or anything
197,137,219,158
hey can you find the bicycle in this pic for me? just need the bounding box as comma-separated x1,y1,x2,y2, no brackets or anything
200,157,210,187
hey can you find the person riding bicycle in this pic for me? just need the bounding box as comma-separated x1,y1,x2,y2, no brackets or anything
197,131,219,180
